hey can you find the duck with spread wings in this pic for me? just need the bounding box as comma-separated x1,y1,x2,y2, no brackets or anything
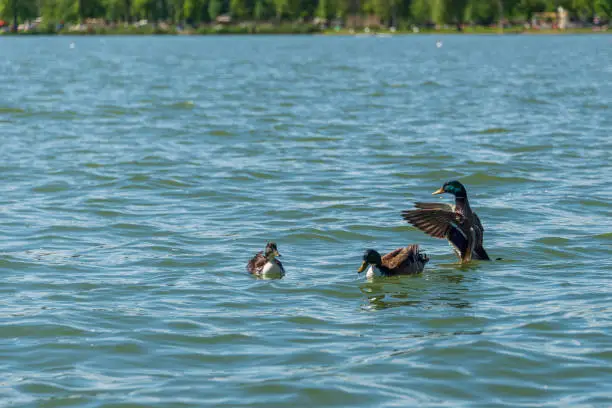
401,181,490,264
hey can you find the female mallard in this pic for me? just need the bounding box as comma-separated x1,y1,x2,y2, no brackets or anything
357,245,429,278
247,242,286,278
401,180,490,263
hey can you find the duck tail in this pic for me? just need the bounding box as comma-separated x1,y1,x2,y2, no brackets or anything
473,246,490,261
407,244,429,264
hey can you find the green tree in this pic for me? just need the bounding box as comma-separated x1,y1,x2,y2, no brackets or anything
446,0,469,29
132,0,155,20
41,0,79,23
467,0,498,25
0,0,38,27
515,0,547,21
597,0,612,17
103,0,128,20
316,0,327,18
182,0,196,21
410,0,431,23
430,0,445,23
230,0,247,18
253,0,265,19
572,0,598,20
208,0,220,19
187,0,210,23
272,0,286,21
332,0,350,18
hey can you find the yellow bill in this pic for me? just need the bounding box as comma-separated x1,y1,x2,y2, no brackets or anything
357,261,368,273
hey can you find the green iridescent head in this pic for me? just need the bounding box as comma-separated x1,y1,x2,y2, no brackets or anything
264,242,281,260
432,180,467,198
357,249,382,273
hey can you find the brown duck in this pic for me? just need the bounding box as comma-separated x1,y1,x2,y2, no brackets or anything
401,181,490,263
247,242,285,278
357,245,429,278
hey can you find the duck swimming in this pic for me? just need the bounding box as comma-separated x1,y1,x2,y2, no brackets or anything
247,242,286,278
401,180,490,264
357,245,429,278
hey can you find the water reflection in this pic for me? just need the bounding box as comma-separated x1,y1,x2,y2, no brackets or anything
358,267,478,310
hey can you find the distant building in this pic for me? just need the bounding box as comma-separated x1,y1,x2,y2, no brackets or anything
558,7,568,30
345,14,382,29
531,8,568,30
216,15,232,24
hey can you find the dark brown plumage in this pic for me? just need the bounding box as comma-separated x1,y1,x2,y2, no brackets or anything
401,181,490,264
246,242,285,277
357,245,429,277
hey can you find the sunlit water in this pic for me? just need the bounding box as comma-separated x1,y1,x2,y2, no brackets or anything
1,35,611,407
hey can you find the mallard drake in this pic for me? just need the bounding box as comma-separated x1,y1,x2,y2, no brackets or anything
357,245,429,278
401,180,490,263
247,242,286,278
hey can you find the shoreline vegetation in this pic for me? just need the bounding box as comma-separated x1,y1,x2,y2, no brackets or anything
1,0,611,37
1,25,610,36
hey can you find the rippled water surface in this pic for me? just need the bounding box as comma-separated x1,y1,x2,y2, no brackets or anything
1,35,612,407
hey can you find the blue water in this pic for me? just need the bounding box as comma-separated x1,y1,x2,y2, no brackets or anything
1,35,611,407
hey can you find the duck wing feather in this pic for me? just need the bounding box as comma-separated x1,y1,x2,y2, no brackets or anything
382,245,427,274
247,252,266,274
401,209,471,259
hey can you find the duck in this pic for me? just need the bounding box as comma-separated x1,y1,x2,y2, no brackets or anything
401,180,490,264
357,245,429,278
247,242,286,278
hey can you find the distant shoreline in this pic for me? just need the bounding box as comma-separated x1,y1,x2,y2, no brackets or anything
1,27,610,36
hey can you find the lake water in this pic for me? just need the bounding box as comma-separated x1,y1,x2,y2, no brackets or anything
1,35,611,407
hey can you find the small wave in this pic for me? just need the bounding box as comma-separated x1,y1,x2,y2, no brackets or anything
461,173,535,185
0,106,25,113
575,199,612,208
208,129,234,136
299,136,342,142
421,80,442,87
284,232,339,242
477,127,510,134
506,144,554,153
535,237,570,246
594,232,612,241
158,178,193,188
583,103,608,110
32,181,72,193
0,323,88,338
385,83,409,88
167,101,195,109
520,97,550,105
332,65,360,72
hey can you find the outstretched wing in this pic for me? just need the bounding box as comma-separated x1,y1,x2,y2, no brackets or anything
246,252,266,274
401,209,463,239
414,202,455,212
401,209,471,258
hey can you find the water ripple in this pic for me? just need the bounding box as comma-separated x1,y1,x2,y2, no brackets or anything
0,35,611,407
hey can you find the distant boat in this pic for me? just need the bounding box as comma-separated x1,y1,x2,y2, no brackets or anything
436,40,443,48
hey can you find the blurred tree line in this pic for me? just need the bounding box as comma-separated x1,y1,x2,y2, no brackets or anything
1,0,611,27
